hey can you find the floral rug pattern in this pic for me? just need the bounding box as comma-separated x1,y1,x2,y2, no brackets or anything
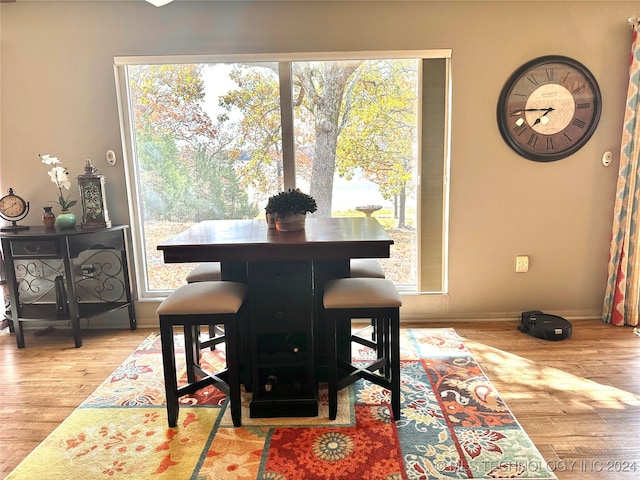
6,328,556,480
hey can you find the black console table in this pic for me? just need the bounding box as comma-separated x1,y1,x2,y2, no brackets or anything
0,225,136,348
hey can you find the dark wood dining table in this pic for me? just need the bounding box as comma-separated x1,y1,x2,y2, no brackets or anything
157,217,394,418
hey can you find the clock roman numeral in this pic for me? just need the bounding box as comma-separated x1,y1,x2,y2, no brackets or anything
572,84,586,94
527,133,538,147
561,71,571,84
547,137,554,150
527,74,539,87
563,132,573,142
572,118,586,129
514,124,527,136
577,102,591,109
545,68,554,81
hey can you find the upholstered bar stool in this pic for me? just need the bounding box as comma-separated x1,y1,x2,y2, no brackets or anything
186,262,224,349
157,280,247,427
350,258,386,344
323,277,402,421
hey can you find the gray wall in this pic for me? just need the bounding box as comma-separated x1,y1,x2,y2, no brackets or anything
1,1,634,325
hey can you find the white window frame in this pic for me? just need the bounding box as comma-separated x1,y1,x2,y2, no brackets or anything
113,50,451,300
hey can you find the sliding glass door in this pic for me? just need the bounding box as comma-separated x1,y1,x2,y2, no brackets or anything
114,51,450,298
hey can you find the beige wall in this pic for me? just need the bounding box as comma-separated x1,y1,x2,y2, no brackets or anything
1,1,634,326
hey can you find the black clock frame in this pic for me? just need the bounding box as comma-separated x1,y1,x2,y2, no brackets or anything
496,55,602,162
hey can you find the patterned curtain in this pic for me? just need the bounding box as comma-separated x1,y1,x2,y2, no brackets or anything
602,20,640,327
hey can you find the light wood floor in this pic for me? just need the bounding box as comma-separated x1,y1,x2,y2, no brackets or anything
1,319,639,479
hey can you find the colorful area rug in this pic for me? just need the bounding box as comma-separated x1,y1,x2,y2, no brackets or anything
7,328,556,479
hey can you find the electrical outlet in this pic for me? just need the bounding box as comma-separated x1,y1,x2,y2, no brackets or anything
515,255,529,273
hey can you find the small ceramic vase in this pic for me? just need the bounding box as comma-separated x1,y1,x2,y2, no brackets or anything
56,210,76,229
266,212,277,229
276,213,306,231
42,206,55,229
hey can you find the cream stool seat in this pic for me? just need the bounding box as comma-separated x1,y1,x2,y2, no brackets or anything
186,262,225,348
185,262,222,283
323,277,402,421
157,281,247,427
349,258,386,278
350,258,386,342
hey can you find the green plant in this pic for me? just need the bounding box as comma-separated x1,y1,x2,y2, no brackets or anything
265,189,317,215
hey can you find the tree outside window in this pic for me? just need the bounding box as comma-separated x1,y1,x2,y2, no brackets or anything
123,55,424,294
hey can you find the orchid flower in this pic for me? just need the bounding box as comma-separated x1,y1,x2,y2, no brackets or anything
39,154,78,211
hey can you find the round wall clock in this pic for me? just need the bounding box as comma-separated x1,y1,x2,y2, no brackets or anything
0,188,30,231
497,55,602,162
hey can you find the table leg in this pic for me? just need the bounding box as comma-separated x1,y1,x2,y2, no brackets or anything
2,246,25,348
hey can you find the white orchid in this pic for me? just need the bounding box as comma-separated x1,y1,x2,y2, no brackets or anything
39,153,77,211
40,154,60,165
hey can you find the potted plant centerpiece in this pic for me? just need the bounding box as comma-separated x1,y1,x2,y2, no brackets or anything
265,189,317,231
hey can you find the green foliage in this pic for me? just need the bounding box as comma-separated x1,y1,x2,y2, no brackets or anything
130,64,258,222
190,148,259,220
136,131,188,220
218,65,283,197
219,59,417,220
265,189,317,215
336,59,417,200
129,60,418,224
129,64,215,147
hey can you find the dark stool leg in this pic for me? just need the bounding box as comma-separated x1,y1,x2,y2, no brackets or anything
224,316,241,427
193,324,202,364
184,324,200,383
208,325,216,350
375,317,385,375
328,315,338,420
382,317,391,380
390,311,401,420
207,325,225,350
160,317,179,427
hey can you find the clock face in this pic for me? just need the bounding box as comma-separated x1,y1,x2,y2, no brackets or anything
0,193,28,218
497,56,601,162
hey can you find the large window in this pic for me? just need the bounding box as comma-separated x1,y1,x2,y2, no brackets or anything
114,51,450,299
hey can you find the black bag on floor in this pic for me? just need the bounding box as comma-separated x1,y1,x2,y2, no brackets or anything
518,310,572,341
